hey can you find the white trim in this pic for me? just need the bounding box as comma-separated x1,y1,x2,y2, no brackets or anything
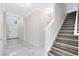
74,10,78,35
44,19,55,31
78,36,79,56
74,4,79,36
74,10,79,36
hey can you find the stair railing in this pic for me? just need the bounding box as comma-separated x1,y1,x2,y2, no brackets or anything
74,10,79,35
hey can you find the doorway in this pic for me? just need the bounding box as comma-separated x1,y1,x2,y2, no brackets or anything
6,13,18,39
2,13,20,56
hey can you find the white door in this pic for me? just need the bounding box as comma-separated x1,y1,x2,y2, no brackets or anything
6,14,18,39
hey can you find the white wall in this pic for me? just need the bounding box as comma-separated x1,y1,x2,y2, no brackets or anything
78,4,79,10
45,3,66,55
1,3,30,16
67,3,78,13
0,4,4,55
17,17,24,40
24,9,50,49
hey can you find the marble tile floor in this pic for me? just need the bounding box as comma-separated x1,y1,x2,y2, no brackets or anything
2,39,45,56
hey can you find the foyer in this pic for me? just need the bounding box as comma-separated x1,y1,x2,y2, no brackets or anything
0,3,79,56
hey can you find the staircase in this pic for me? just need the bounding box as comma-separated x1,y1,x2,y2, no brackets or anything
48,12,78,56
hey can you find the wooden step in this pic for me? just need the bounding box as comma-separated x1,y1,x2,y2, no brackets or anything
64,21,75,23
77,22,79,24
63,24,74,26
62,25,74,27
62,26,74,28
59,30,73,33
66,16,76,18
64,22,74,23
57,36,77,40
48,50,61,56
61,27,74,30
58,35,78,40
53,42,78,55
64,20,75,22
59,32,73,34
77,23,79,25
50,47,75,56
58,33,74,37
56,37,78,46
58,33,78,39
65,20,75,22
63,23,74,25
59,30,73,34
48,52,54,56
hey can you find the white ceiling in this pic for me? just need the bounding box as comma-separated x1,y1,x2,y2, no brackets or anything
1,3,55,16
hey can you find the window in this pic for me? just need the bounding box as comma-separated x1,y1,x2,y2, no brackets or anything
9,16,17,24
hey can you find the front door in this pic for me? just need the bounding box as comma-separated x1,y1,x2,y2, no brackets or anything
6,14,18,39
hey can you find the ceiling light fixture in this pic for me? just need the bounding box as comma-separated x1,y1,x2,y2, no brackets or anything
17,3,31,7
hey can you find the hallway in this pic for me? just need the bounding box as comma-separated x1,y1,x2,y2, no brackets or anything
3,39,44,56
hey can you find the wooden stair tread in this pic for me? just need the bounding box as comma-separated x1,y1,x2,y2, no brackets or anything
50,47,76,56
